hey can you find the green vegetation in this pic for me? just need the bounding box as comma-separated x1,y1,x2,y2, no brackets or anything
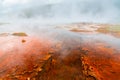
12,32,28,36
108,25,120,32
97,25,120,37
97,25,120,33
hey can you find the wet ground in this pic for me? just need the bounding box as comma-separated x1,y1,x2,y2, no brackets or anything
0,23,120,80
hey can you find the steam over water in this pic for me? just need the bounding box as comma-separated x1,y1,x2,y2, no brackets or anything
0,1,120,79
0,0,120,24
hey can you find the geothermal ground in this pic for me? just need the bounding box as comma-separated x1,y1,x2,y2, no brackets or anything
0,23,120,80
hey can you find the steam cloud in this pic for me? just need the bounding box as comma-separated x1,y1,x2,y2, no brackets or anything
0,0,120,24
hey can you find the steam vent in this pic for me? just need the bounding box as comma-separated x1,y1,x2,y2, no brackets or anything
0,23,120,80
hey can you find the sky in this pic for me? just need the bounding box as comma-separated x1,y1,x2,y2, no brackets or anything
0,0,120,24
